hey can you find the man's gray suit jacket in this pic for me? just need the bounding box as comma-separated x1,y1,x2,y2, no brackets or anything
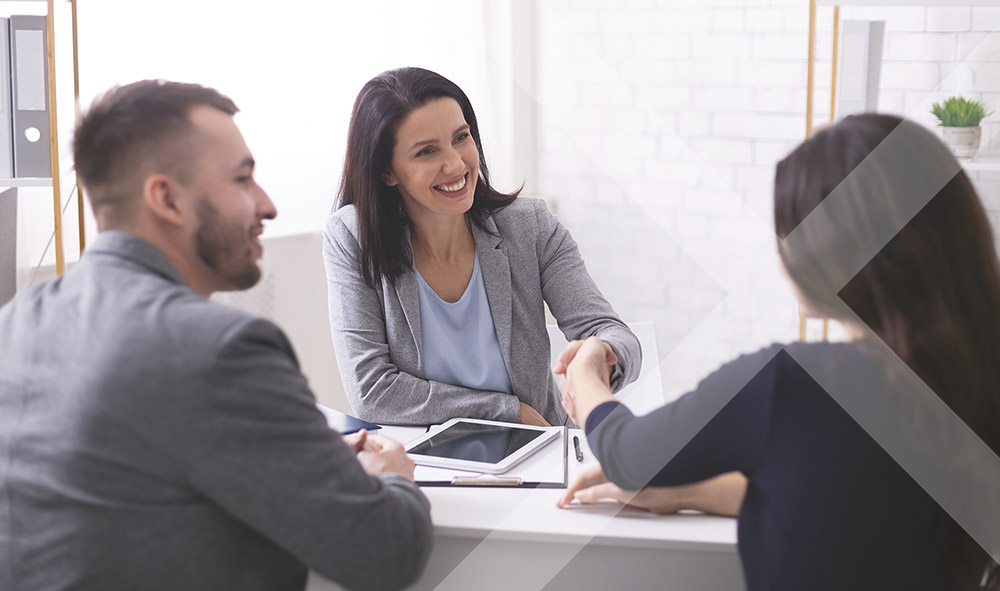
324,197,641,426
0,231,432,591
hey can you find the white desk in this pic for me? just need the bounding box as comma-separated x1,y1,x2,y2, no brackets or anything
310,325,744,590
308,426,744,591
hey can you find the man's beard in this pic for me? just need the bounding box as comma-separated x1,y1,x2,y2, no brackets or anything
194,198,262,291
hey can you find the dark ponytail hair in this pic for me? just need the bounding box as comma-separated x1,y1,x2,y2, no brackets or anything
774,113,1000,589
337,67,518,287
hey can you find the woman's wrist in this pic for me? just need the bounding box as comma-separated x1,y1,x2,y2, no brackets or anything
571,372,616,427
680,473,746,517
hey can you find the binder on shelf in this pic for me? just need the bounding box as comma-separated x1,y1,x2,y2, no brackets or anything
835,20,885,119
9,15,50,179
0,18,13,179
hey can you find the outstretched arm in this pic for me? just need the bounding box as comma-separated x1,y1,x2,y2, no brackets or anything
533,199,641,393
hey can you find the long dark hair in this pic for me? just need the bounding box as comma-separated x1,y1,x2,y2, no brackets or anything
774,114,1000,589
337,67,519,287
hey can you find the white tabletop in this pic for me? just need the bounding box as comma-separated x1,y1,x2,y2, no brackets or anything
380,425,737,552
310,422,743,590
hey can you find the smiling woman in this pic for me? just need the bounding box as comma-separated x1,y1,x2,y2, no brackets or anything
71,1,518,243
323,67,641,427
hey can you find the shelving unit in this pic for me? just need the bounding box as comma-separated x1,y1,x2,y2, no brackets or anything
1,177,59,188
961,155,1000,173
808,0,1000,136
0,0,80,276
809,0,1000,184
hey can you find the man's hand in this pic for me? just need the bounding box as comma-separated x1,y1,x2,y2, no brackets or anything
343,429,371,453
356,433,416,481
519,401,551,426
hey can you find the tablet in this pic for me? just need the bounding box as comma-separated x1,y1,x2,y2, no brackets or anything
405,418,561,474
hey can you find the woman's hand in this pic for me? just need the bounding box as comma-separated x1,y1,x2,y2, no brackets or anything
552,338,618,381
558,465,685,513
554,337,617,426
558,465,747,517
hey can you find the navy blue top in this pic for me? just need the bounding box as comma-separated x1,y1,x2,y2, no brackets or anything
586,342,950,591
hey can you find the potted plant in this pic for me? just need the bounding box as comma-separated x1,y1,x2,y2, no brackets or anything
931,96,991,158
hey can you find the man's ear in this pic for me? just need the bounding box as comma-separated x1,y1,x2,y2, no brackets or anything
142,173,186,227
382,170,398,187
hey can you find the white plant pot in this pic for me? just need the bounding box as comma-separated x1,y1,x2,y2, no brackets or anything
941,126,982,158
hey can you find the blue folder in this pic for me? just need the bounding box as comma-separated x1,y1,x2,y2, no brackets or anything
317,404,381,435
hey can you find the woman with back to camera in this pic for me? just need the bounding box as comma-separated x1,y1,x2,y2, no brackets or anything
555,114,1000,590
324,67,640,426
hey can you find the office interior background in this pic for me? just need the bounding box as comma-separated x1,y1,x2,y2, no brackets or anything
6,0,1000,411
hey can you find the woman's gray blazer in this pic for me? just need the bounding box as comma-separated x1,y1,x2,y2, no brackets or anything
322,197,641,426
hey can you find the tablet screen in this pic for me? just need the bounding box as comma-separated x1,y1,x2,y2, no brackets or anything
408,422,546,464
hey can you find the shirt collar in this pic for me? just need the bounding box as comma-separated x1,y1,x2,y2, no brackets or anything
84,230,190,287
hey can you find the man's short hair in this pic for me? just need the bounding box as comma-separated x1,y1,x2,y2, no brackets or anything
73,80,238,222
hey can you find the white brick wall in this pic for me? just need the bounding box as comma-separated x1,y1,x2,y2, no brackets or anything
927,6,972,32
536,0,1000,398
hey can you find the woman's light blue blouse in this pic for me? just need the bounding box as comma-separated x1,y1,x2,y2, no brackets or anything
415,253,513,394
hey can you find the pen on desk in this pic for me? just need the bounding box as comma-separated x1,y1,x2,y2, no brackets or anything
573,435,584,463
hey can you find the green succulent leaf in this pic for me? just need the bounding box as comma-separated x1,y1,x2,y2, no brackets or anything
931,96,992,127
